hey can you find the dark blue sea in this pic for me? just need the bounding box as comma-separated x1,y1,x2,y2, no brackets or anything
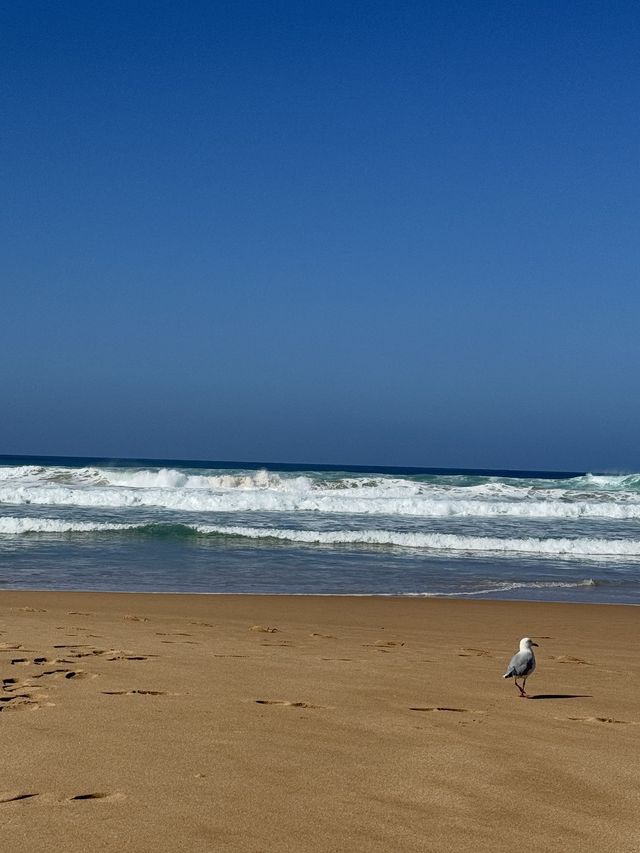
1,455,639,603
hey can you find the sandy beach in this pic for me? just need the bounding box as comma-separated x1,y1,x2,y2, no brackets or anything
0,591,638,852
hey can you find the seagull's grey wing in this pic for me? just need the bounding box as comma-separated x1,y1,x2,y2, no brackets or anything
504,650,534,678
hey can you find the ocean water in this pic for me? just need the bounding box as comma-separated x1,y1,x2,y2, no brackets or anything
1,455,639,603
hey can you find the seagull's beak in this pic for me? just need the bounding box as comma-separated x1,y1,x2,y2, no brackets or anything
531,642,539,647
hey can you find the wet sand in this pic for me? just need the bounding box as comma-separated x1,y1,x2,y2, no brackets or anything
0,591,638,852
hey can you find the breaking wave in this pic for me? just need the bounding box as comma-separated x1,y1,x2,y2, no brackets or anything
2,464,640,520
191,525,640,557
0,517,132,534
2,460,640,601
2,517,640,560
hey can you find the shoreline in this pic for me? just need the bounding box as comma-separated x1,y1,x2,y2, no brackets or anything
2,590,638,851
1,586,638,606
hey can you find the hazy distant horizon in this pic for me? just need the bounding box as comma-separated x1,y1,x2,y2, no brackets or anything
0,450,612,478
0,440,634,475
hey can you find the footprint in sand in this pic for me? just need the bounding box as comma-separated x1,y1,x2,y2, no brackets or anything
66,650,104,658
410,706,485,714
102,650,155,661
362,641,405,651
250,625,279,633
0,791,125,805
156,632,193,637
68,792,123,801
0,694,40,712
458,648,491,657
124,615,149,622
63,647,127,658
255,699,324,709
551,655,593,665
1,662,89,714
11,656,65,666
32,668,89,681
2,678,46,694
0,793,39,803
4,668,90,699
564,716,639,725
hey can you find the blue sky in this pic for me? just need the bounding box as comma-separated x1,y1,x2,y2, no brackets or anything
2,1,638,470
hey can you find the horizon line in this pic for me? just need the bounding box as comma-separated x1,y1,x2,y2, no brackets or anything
0,452,592,480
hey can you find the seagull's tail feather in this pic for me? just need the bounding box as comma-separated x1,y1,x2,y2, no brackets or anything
503,668,515,679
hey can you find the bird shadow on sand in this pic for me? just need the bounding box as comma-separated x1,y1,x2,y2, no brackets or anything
529,694,592,700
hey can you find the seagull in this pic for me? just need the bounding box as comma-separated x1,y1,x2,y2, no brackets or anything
503,637,538,698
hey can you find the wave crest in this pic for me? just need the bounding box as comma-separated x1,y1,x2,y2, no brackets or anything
3,464,640,522
2,517,640,560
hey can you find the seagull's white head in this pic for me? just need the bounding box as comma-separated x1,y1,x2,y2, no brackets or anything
520,637,539,651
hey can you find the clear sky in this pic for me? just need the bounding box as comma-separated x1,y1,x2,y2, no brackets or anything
2,1,638,471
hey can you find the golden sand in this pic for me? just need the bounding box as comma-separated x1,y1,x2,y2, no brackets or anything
0,591,638,852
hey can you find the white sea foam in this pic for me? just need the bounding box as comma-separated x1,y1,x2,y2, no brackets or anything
1,516,638,559
413,579,598,596
190,525,640,557
2,465,640,521
0,465,47,481
104,468,314,491
0,517,132,534
2,480,640,520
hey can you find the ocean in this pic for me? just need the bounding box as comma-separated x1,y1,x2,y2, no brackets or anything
1,455,639,603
